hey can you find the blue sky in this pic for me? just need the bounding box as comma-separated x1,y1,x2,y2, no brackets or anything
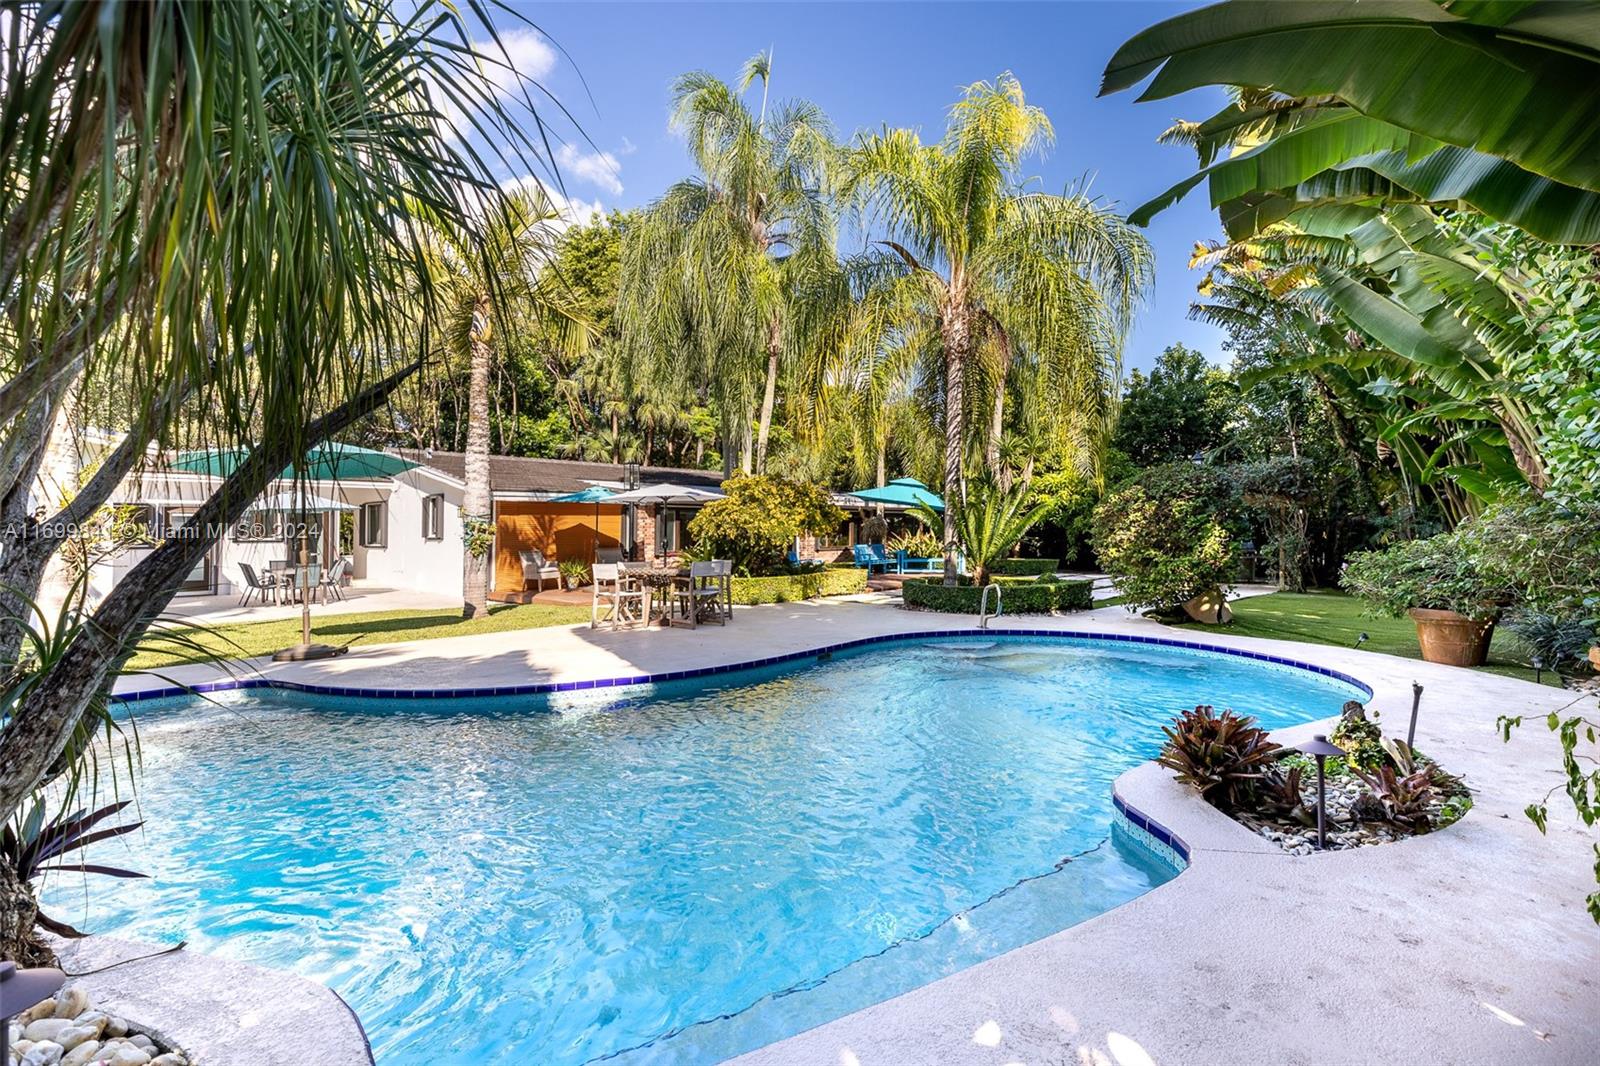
492,1,1226,372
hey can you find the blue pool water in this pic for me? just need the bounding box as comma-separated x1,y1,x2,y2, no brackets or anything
54,637,1363,1063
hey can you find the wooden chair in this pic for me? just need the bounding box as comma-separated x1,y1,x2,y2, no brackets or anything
591,563,647,630
675,560,726,627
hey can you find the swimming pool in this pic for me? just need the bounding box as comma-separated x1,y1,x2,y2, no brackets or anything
59,636,1365,1063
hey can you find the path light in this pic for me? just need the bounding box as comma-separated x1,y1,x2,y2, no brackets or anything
1532,655,1545,686
1406,682,1424,748
0,961,65,1061
1355,632,1369,650
1297,734,1345,850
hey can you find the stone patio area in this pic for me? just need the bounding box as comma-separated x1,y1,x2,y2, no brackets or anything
108,598,1600,1065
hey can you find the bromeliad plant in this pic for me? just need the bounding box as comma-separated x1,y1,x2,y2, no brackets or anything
0,801,145,964
1158,705,1282,812
1350,739,1440,832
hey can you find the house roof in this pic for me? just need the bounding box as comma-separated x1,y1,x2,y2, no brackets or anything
392,450,725,498
170,443,419,481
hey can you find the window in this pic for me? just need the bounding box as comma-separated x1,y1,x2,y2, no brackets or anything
421,494,445,540
358,501,387,548
816,518,855,551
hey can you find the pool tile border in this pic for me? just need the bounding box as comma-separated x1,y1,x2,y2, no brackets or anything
1111,790,1190,868
112,628,1373,704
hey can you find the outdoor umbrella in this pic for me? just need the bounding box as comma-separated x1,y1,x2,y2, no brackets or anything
847,477,944,512
600,484,726,561
262,489,358,662
549,485,621,562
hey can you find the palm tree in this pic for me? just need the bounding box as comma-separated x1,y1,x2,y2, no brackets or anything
428,189,590,617
844,74,1153,582
618,51,840,475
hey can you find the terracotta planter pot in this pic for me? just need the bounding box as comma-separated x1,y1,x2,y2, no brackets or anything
1408,607,1495,667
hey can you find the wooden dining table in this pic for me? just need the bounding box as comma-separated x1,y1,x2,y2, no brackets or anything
621,563,689,627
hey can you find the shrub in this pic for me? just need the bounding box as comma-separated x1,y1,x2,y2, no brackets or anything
900,575,1093,614
888,527,941,558
1460,498,1600,631
1339,532,1507,619
1158,705,1281,812
911,475,1048,586
990,558,1061,577
687,475,846,576
1091,471,1236,611
730,568,866,604
1502,610,1599,673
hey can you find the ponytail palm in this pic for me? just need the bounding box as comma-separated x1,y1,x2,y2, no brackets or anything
618,52,840,475
845,74,1152,582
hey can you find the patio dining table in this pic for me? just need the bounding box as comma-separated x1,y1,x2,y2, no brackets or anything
267,561,327,604
621,563,689,627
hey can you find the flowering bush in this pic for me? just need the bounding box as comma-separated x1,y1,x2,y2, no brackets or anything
686,475,845,576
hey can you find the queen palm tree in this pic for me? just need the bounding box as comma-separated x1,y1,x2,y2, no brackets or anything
844,74,1154,582
428,189,591,617
618,51,840,475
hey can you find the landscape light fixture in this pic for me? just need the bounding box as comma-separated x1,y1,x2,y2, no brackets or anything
1297,734,1346,850
1355,632,1369,650
1406,682,1424,749
1532,655,1545,686
0,961,64,1061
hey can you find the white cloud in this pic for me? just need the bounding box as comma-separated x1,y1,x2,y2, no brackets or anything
500,174,604,230
480,28,557,100
555,143,624,196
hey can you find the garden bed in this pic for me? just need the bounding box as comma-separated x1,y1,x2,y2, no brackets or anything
10,985,189,1066
901,575,1093,614
1159,703,1472,857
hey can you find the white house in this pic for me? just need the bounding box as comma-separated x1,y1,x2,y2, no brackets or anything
84,444,467,605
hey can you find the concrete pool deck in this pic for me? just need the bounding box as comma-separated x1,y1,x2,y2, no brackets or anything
110,599,1600,1065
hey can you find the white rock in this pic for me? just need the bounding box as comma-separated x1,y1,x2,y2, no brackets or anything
54,1026,100,1053
19,1040,63,1066
59,1042,100,1066
22,1019,70,1043
127,1036,154,1052
71,1013,106,1037
20,1000,57,1024
103,1047,151,1066
51,988,89,1020
103,1017,129,1039
149,1056,186,1066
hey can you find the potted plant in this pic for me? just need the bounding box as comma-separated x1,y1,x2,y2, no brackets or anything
1341,534,1507,666
558,559,590,591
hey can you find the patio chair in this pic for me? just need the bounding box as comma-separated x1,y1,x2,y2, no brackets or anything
786,549,823,570
320,557,348,601
520,549,561,592
291,563,323,605
237,562,279,607
591,563,647,630
595,547,623,564
676,560,727,628
894,549,939,573
852,543,892,575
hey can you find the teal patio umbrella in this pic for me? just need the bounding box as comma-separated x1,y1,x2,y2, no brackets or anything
549,485,621,562
848,477,944,512
171,442,418,481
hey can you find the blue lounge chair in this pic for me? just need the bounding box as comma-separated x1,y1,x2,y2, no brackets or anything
852,543,893,574
787,549,824,570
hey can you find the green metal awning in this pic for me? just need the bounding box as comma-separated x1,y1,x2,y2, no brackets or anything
170,443,418,482
848,477,944,512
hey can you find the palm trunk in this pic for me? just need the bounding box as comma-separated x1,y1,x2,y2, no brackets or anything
876,442,886,488
940,306,971,586
0,360,421,830
462,297,493,619
754,319,781,474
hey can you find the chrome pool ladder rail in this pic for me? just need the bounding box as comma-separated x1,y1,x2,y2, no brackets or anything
978,582,1002,629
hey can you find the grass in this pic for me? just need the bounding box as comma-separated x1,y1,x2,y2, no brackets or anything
128,602,592,670
1175,589,1557,687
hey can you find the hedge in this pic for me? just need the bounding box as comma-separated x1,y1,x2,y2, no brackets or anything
989,558,1062,577
730,568,868,605
901,575,1093,614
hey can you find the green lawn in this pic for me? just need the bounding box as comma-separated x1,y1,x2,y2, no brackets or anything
1176,589,1555,686
128,602,592,670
